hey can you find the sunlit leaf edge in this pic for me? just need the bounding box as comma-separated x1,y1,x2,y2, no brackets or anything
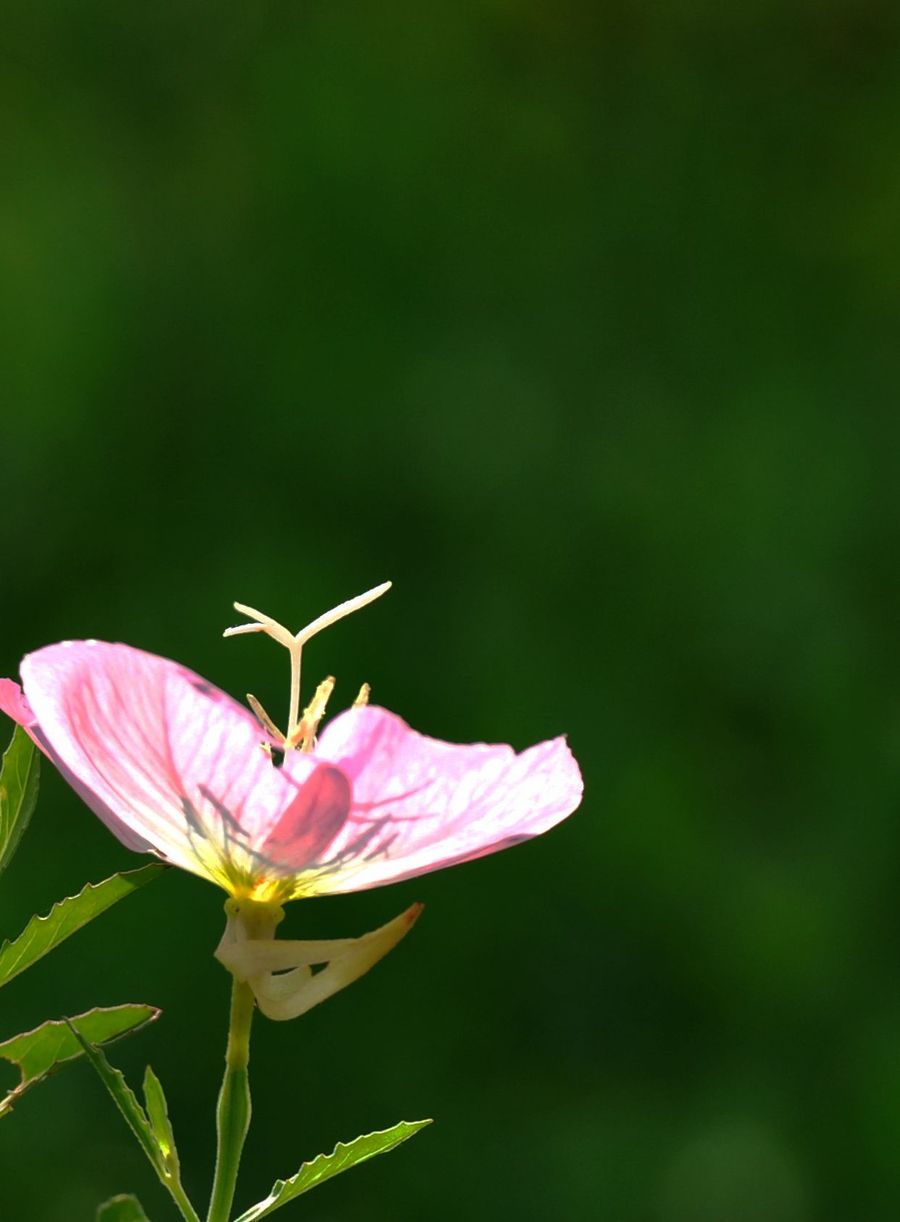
0,862,166,989
234,1119,433,1221
0,1003,159,1118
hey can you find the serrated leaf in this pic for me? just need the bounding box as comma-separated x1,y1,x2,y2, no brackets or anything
96,1194,151,1221
0,1004,158,1117
0,725,39,876
0,862,165,990
70,1029,201,1222
70,1021,163,1168
233,1120,432,1221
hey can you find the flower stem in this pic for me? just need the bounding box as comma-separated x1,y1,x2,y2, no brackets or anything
206,977,255,1222
171,1180,204,1222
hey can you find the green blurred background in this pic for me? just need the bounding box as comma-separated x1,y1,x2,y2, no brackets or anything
3,0,900,1218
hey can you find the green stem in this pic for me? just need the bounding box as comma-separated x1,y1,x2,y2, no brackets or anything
206,978,255,1222
171,1180,203,1222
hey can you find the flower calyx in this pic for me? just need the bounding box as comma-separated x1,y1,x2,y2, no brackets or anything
214,900,423,1021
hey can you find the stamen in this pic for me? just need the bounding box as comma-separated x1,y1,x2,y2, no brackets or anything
291,676,335,751
246,694,286,743
353,682,371,708
225,582,391,753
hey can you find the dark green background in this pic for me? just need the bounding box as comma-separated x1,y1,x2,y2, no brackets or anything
3,1,900,1218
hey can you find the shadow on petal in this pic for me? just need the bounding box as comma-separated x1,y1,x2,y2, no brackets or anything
259,765,351,872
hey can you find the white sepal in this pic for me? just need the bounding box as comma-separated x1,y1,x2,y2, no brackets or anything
215,903,422,1021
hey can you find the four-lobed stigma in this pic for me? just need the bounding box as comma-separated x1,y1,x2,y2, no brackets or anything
224,581,390,756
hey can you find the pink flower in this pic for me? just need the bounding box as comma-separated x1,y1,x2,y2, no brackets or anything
0,596,581,904
0,586,582,1018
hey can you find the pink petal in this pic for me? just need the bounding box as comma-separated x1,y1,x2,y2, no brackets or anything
310,706,583,893
1,675,152,852
18,642,347,885
0,678,37,730
258,765,351,871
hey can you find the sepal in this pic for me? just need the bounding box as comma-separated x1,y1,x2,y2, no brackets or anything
215,903,422,1021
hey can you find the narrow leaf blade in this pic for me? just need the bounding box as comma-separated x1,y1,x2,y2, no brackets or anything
0,863,165,989
67,1023,164,1175
0,725,39,876
97,1195,151,1221
72,1030,201,1222
0,1004,159,1117
234,1120,432,1222
143,1064,180,1170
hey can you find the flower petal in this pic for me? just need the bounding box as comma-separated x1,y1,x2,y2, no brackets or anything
0,679,36,730
309,706,583,894
257,765,351,871
1,675,152,852
18,642,333,886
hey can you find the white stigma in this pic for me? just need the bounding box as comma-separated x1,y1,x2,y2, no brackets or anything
225,581,391,746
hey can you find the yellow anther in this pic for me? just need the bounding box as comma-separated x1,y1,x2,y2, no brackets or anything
291,676,335,752
353,682,371,708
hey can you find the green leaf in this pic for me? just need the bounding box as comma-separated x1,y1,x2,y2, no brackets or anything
143,1064,180,1172
70,1022,163,1169
96,1195,151,1221
0,862,165,990
0,1004,159,1117
0,725,40,877
233,1120,433,1221
70,1029,201,1222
